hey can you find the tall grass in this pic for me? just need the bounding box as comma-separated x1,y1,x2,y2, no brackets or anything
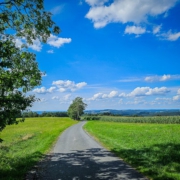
84,121,180,180
0,117,77,180
83,115,180,124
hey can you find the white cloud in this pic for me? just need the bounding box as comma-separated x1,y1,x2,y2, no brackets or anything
165,32,180,41
128,87,150,97
47,50,54,54
33,86,56,94
29,39,42,52
14,38,24,48
14,38,42,51
177,89,180,95
85,0,108,6
64,94,72,100
48,87,56,93
47,34,72,48
119,93,126,97
52,96,59,100
128,87,170,97
108,91,119,98
125,26,146,35
88,93,104,100
88,91,119,101
145,74,180,82
88,86,170,101
146,87,170,95
173,89,180,101
41,72,47,77
52,80,87,92
153,25,162,34
88,90,120,101
85,0,178,28
173,95,180,101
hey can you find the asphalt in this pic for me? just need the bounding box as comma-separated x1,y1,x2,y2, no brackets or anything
32,121,149,180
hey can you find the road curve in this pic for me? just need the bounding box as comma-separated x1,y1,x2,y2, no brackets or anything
35,121,148,180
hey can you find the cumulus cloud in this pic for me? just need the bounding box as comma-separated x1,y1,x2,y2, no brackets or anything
88,86,170,101
173,95,180,101
88,91,119,100
33,87,56,94
145,74,180,82
52,80,87,92
128,87,170,97
14,38,42,51
52,96,59,100
64,94,71,100
164,31,180,41
145,87,170,95
177,89,180,95
85,0,177,28
125,26,146,35
128,87,150,97
47,34,72,48
173,89,180,101
85,0,108,6
29,39,42,52
108,91,119,98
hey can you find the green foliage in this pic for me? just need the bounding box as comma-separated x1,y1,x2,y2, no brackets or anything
67,97,87,120
84,121,180,180
0,0,60,131
21,111,68,117
81,116,101,121
0,117,77,179
84,115,180,124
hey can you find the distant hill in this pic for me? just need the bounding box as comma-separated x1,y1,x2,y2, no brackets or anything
84,109,180,116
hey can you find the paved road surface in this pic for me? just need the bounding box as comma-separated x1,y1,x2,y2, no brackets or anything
34,121,148,180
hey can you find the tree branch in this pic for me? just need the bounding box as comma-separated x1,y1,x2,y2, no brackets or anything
0,0,14,5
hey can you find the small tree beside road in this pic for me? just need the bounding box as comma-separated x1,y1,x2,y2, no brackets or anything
67,97,87,120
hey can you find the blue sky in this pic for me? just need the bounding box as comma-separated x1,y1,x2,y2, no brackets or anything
25,0,180,111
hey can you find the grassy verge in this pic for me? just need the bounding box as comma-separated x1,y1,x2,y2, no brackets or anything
0,117,77,180
84,121,180,180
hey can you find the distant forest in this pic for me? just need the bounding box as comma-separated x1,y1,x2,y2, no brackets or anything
22,111,68,118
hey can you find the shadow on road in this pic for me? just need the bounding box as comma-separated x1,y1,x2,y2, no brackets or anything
35,148,147,180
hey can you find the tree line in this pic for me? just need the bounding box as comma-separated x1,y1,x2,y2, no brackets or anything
21,111,68,118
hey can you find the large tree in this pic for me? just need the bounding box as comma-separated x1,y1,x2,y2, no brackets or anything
0,0,60,131
68,97,87,120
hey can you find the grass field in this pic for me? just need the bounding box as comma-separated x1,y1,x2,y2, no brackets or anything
84,121,180,180
82,115,180,124
0,117,77,180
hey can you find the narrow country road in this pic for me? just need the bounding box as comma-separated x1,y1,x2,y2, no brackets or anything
34,121,148,180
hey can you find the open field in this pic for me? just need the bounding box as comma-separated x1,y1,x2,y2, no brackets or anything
84,121,180,180
82,115,180,124
0,117,77,179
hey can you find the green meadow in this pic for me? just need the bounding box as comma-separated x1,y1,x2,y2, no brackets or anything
84,121,180,180
0,117,77,180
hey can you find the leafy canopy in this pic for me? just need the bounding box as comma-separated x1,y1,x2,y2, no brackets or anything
67,97,87,120
0,0,60,131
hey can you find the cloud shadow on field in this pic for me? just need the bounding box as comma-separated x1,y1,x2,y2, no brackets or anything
35,148,148,180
